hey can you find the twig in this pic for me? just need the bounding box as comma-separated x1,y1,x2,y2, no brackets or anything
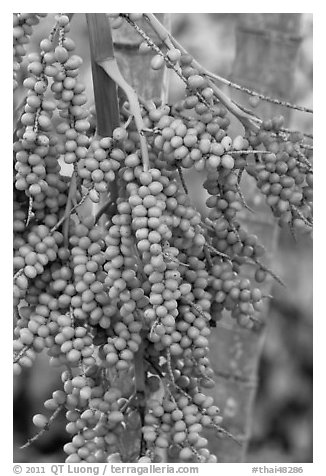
204,242,232,262
288,220,298,243
13,345,30,364
228,149,270,155
207,79,260,131
26,196,34,227
253,258,286,287
180,298,210,321
166,348,175,384
200,219,216,234
235,170,255,214
278,126,313,140
123,114,134,130
13,268,24,281
50,188,91,234
226,218,241,244
204,245,213,269
144,357,165,379
296,150,313,173
63,170,77,247
150,319,160,339
300,142,313,151
176,163,188,194
49,14,74,43
205,71,313,114
290,205,313,227
162,251,190,268
120,391,137,414
20,405,63,449
214,424,242,446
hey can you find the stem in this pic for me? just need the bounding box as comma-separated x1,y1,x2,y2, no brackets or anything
13,345,30,364
176,163,188,194
63,170,77,247
26,196,33,226
205,70,313,114
251,257,286,288
207,79,260,131
49,13,74,43
13,268,24,281
50,187,91,234
20,405,63,449
203,241,232,262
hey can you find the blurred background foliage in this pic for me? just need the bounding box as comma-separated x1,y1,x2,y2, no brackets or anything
13,13,313,463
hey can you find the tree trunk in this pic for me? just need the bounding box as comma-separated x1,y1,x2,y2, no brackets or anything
207,13,303,462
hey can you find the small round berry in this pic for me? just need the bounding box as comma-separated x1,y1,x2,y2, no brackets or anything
151,55,165,70
33,413,48,428
221,154,235,169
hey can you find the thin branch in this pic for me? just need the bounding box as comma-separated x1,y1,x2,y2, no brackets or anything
162,251,190,268
13,345,30,364
26,196,33,227
278,126,313,140
120,391,137,414
63,170,77,247
290,205,313,227
20,405,63,449
214,424,243,446
203,242,232,262
205,71,313,114
176,163,188,194
207,79,260,131
180,298,210,321
228,150,271,155
300,143,313,151
253,258,286,287
166,348,175,384
13,268,24,281
50,187,91,234
235,170,256,214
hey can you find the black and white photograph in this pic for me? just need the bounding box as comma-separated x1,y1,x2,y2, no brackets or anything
12,11,313,469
